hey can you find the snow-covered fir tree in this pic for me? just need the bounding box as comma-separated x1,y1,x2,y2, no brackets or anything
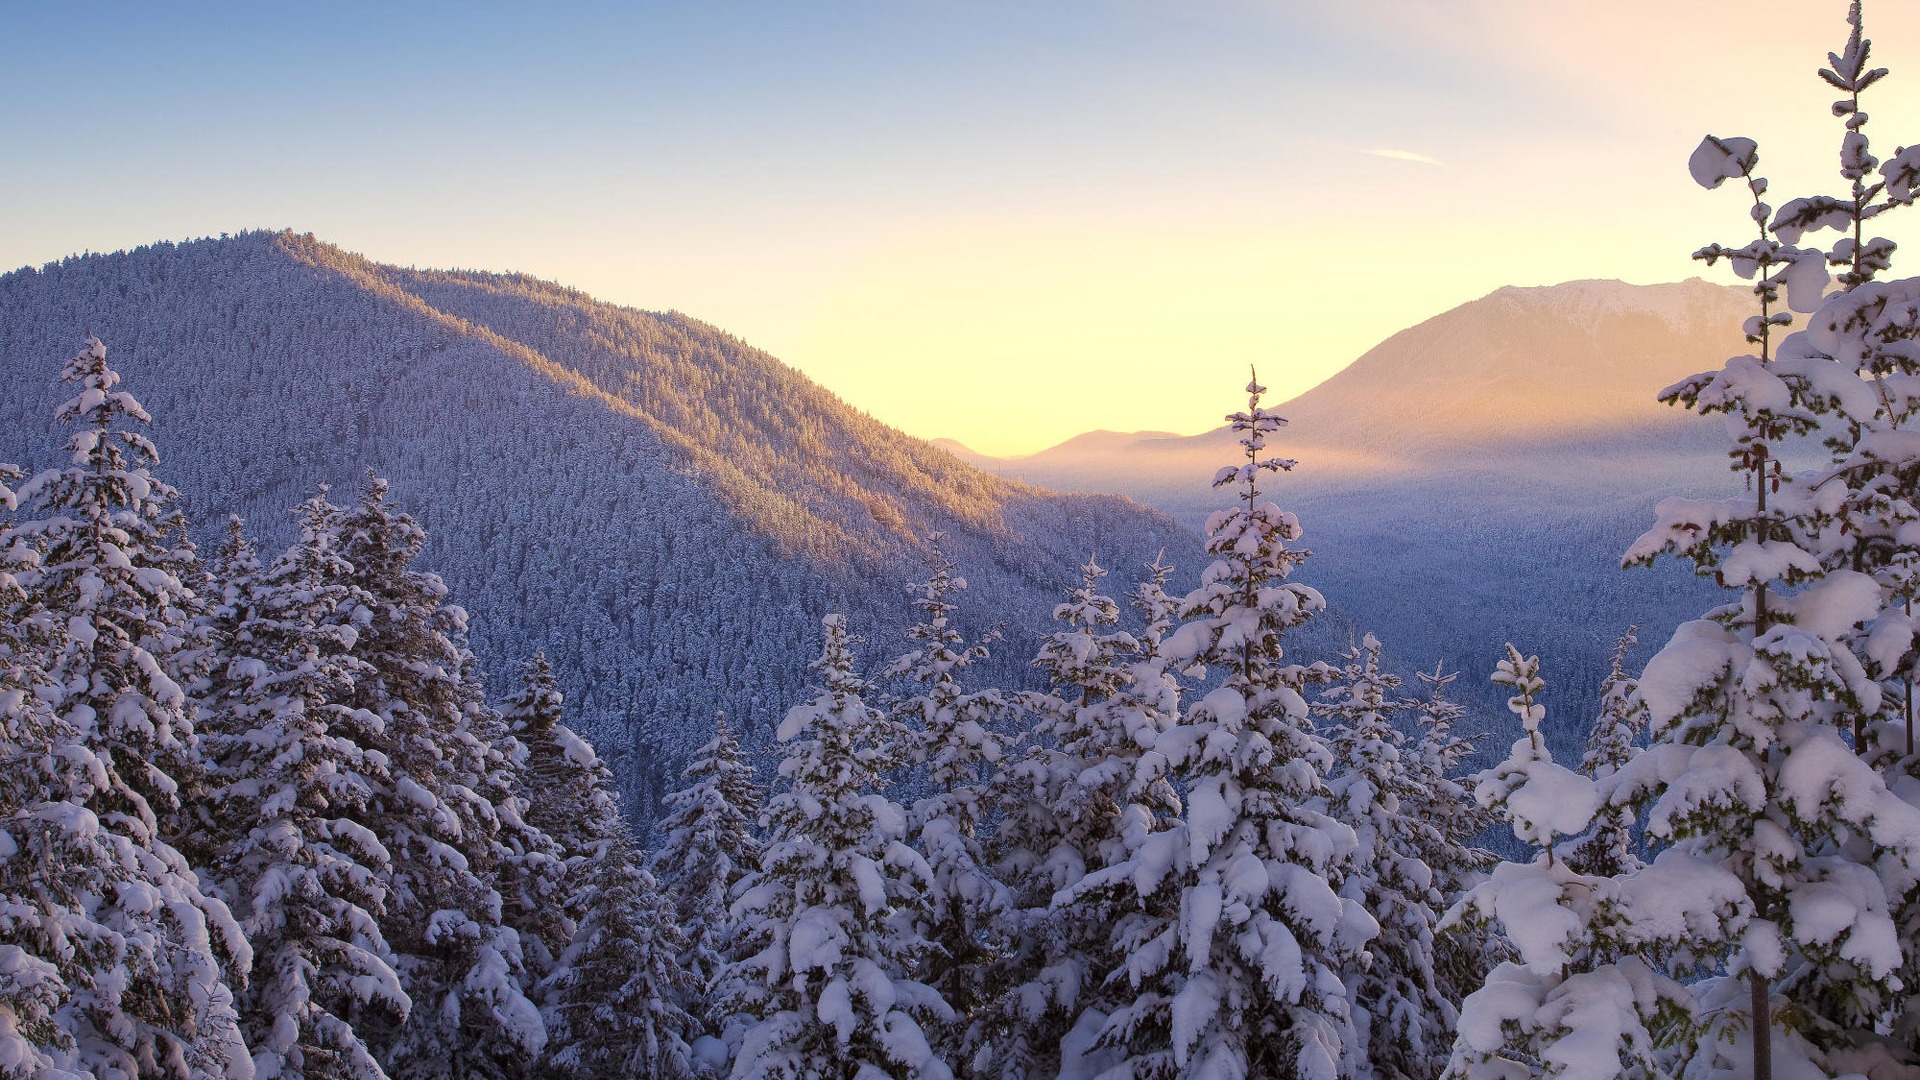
1716,6,1920,1058
2,337,253,1079
495,655,581,1002
1319,633,1453,1080
1442,647,1702,1080
1081,375,1375,1080
500,651,698,1075
330,477,545,1078
982,557,1183,1079
1560,629,1646,880
542,835,696,1079
1403,664,1498,1013
1624,10,1920,1071
883,536,1010,1062
726,614,952,1080
197,509,407,1080
653,712,763,1031
11,336,216,852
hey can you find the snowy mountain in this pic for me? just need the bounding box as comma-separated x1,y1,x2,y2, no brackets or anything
0,231,1200,810
957,278,1758,752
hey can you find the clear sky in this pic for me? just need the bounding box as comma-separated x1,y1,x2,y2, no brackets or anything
6,1,1920,455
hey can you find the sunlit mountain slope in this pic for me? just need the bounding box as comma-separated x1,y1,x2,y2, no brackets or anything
0,231,1201,809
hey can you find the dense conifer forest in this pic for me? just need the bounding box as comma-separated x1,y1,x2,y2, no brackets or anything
7,6,1920,1078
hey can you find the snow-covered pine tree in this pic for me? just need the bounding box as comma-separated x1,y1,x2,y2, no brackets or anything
982,557,1183,1079
330,476,545,1078
1319,633,1453,1080
198,508,407,1080
3,337,253,1079
1711,7,1920,1056
653,712,763,1031
1442,647,1703,1080
726,614,952,1080
883,537,1010,1059
1560,629,1647,880
1084,374,1374,1080
11,335,216,854
1624,8,1920,1071
495,654,579,1003
0,551,235,1079
542,831,698,1080
1404,663,1498,1012
501,649,698,1076
0,458,113,1077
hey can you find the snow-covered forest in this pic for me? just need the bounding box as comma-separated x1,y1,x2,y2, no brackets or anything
0,230,1203,824
11,6,1920,1080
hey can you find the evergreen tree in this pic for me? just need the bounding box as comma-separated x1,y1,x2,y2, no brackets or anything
653,712,763,1030
1624,9,1920,1071
496,655,579,1002
1443,648,1700,1080
507,654,697,1076
1320,634,1453,1080
3,337,253,1079
884,535,1010,1059
727,615,952,1080
1404,664,1498,1013
543,835,697,1079
12,336,216,857
983,558,1182,1079
1088,375,1374,1080
198,508,407,1079
1560,629,1647,879
331,477,545,1079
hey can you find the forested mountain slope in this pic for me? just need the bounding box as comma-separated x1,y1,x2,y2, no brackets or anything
0,231,1199,810
956,278,1758,754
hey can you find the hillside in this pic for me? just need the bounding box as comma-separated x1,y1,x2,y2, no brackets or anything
959,278,1759,755
0,232,1204,811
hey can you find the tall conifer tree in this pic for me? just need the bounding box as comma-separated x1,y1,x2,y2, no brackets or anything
3,338,252,1079
727,615,951,1080
653,712,763,1029
1320,634,1453,1080
1088,375,1374,1080
199,510,407,1080
331,477,545,1079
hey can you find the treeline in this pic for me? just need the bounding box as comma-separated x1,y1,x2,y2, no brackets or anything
0,337,1597,1079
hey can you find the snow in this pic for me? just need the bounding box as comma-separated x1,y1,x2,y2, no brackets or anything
1689,134,1758,189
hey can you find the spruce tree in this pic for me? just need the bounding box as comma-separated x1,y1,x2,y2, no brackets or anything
726,615,951,1080
1443,648,1698,1080
983,558,1182,1079
1623,7,1920,1071
331,477,545,1078
1404,664,1498,1013
1561,629,1647,880
883,535,1010,1059
496,655,579,1002
653,712,763,1030
12,336,216,857
1089,375,1374,1080
3,337,253,1078
198,507,407,1080
543,832,697,1079
1320,634,1453,1080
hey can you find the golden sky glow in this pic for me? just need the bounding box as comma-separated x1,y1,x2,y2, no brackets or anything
6,2,1920,455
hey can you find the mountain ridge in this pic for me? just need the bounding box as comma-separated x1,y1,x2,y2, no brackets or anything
0,230,1203,811
941,276,1756,758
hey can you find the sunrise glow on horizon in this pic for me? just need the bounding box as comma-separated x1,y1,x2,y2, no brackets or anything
7,1,1920,456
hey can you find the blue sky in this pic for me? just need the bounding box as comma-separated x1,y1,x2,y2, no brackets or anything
7,1,1919,452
